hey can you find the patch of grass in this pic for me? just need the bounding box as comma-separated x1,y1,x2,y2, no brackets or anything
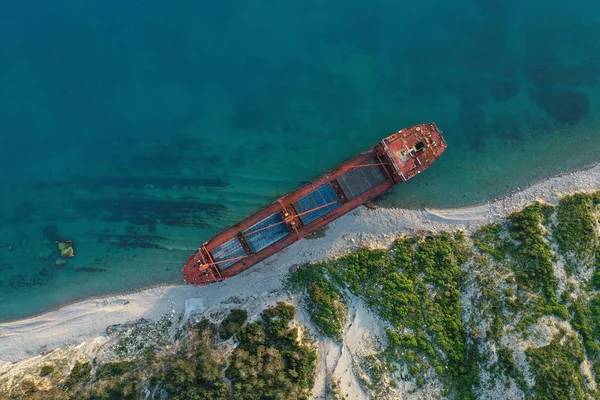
471,255,509,342
570,301,600,356
472,223,512,261
589,295,600,354
39,364,55,377
382,233,474,394
194,317,217,333
88,372,140,400
506,203,568,326
593,253,600,290
526,331,586,400
554,192,600,264
113,318,171,359
497,348,515,373
288,264,347,340
63,361,92,387
95,361,136,379
506,203,555,292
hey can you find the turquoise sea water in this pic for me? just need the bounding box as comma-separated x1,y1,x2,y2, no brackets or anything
1,1,599,321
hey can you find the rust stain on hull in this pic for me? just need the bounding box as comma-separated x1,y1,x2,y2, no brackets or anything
182,122,448,286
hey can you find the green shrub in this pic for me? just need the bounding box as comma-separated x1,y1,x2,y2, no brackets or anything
219,309,248,340
153,316,237,399
39,364,54,377
12,304,316,400
288,264,347,339
472,223,511,261
63,361,92,387
593,253,600,290
496,347,516,377
195,318,217,333
526,332,585,400
95,361,136,379
590,295,600,338
570,302,600,356
88,375,140,400
507,203,566,322
554,193,599,263
155,356,228,400
226,303,317,400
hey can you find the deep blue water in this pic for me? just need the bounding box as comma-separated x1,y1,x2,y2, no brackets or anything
1,0,599,321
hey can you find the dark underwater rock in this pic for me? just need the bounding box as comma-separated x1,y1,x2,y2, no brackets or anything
74,267,107,273
43,224,60,241
488,77,520,103
534,88,590,126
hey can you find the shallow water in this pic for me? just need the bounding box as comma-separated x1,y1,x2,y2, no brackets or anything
1,0,599,321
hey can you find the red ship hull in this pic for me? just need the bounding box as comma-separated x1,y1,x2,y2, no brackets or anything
183,123,447,286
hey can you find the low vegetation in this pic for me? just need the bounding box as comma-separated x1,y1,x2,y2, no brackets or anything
6,304,316,400
471,194,600,398
289,232,476,398
289,191,600,399
506,202,569,327
287,264,347,339
38,365,54,377
62,360,92,388
218,308,248,340
227,302,317,399
553,192,600,265
526,331,586,399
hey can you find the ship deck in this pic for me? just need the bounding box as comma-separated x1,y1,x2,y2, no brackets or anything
182,123,446,286
211,150,394,279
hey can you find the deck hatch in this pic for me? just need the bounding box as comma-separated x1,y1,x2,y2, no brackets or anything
242,213,290,253
210,237,246,270
293,184,340,226
337,158,387,200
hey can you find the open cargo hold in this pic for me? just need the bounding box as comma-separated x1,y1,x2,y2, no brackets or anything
182,122,447,286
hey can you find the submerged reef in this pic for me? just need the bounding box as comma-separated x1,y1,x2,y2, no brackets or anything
532,87,591,126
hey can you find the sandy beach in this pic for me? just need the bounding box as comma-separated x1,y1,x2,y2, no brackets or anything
1,161,599,366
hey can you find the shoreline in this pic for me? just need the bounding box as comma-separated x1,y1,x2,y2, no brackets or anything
0,282,181,326
1,160,599,364
1,158,598,326
455,159,599,208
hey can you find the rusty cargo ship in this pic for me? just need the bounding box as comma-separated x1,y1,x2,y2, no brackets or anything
182,122,447,286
